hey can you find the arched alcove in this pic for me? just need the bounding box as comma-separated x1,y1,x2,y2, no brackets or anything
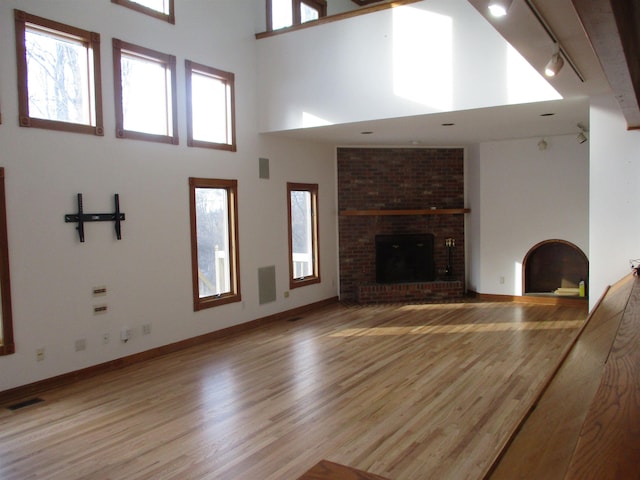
523,239,588,298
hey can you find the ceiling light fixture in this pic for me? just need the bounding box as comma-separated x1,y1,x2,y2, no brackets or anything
576,122,588,144
522,0,585,82
544,44,564,77
488,0,513,17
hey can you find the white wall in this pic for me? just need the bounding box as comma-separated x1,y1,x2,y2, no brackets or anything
0,1,337,392
468,135,589,296
257,0,559,133
589,95,640,309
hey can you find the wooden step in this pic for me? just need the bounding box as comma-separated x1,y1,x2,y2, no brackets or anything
297,460,390,480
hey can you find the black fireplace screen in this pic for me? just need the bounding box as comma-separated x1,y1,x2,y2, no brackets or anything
376,234,435,283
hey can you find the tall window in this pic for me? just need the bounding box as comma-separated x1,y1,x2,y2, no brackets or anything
0,168,14,356
287,182,320,288
113,39,178,144
189,178,241,311
185,60,236,151
267,0,327,31
111,0,175,24
14,10,104,135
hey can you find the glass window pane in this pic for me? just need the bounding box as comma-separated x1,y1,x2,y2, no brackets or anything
130,0,169,14
272,0,293,29
291,190,313,278
191,72,229,144
25,28,91,125
195,187,231,298
301,4,319,23
121,53,172,136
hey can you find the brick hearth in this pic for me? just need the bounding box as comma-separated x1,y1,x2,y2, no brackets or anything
337,147,466,304
357,280,464,304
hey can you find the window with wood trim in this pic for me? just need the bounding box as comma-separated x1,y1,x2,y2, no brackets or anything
185,60,236,151
0,168,14,356
267,0,327,31
113,39,178,144
14,9,104,136
189,178,241,311
111,0,175,24
287,182,320,289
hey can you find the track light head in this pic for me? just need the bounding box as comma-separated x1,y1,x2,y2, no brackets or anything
544,52,564,77
488,0,513,17
576,122,588,144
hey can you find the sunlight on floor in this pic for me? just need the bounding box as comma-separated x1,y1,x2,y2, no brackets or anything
330,320,584,337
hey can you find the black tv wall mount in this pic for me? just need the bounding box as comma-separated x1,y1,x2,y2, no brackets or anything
65,193,125,242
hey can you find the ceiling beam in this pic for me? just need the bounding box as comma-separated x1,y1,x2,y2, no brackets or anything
572,0,640,129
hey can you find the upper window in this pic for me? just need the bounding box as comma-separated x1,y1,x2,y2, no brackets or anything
14,10,104,135
0,168,14,356
189,178,241,311
287,182,320,289
113,39,178,145
111,0,175,24
185,60,236,151
267,0,327,31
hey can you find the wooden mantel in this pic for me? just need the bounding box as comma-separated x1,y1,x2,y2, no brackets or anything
340,208,470,216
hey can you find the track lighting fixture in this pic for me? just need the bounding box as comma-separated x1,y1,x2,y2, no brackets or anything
576,122,588,144
488,0,513,17
544,45,564,77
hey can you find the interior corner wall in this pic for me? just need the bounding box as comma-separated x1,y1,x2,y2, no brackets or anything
588,95,640,310
468,134,589,297
465,143,481,293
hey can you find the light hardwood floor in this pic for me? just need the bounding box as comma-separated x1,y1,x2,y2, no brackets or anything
0,300,587,480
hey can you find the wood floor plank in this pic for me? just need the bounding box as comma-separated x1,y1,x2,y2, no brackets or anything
0,300,587,480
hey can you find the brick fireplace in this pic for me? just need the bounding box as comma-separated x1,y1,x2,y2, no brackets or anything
337,147,466,304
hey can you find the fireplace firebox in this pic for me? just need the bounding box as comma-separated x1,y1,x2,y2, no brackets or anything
376,234,435,283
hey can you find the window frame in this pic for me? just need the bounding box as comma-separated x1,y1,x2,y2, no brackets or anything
267,0,327,31
185,60,237,152
0,168,14,356
111,0,175,24
112,38,178,145
287,182,321,289
189,177,241,311
14,9,104,136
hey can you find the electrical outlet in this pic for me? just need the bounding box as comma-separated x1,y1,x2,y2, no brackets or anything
284,291,290,298
499,276,505,284
36,348,45,362
121,327,132,343
75,339,86,352
142,323,151,335
102,333,109,345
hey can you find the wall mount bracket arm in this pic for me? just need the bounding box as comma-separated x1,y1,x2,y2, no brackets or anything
65,193,125,242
